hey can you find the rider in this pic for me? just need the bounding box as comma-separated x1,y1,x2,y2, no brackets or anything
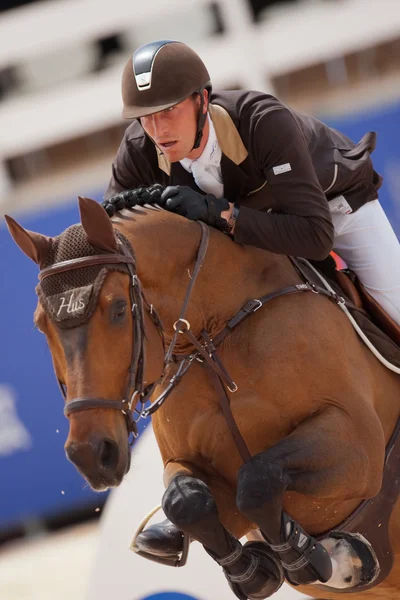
104,39,400,557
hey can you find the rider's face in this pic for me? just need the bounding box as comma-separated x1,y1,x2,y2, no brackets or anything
140,91,209,162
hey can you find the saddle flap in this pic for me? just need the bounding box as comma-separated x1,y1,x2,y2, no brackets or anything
336,269,400,347
354,278,400,347
299,256,400,369
334,270,363,309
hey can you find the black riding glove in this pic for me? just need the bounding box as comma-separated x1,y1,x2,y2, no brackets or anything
161,186,231,232
102,184,164,216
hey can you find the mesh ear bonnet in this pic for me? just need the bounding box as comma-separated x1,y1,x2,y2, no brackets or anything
36,224,133,328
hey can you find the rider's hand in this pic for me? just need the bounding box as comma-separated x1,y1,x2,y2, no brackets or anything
161,185,231,232
102,184,164,216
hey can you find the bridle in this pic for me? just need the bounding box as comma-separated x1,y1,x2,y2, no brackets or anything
38,240,165,441
38,221,350,460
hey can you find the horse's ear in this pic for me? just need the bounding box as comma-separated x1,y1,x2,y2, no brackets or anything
78,196,118,253
4,215,52,265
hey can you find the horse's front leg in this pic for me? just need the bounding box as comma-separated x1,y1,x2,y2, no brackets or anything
163,461,284,599
236,406,383,589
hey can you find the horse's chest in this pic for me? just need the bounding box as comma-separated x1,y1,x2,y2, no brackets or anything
154,405,243,474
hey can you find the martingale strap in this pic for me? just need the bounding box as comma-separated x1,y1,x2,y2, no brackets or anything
164,222,210,364
142,274,349,463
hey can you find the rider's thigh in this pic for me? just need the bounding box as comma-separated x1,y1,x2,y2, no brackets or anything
331,199,400,326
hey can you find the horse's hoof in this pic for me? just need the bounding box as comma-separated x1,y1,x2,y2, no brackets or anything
226,541,284,600
317,531,380,590
135,518,186,557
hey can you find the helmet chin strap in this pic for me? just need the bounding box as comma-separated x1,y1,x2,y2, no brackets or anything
192,89,207,150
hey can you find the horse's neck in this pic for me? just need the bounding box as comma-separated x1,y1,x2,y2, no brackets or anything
115,207,202,300
114,208,297,341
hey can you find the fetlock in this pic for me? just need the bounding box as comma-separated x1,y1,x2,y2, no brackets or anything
205,539,284,600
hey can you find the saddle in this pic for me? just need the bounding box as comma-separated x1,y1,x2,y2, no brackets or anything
301,255,400,367
334,267,400,347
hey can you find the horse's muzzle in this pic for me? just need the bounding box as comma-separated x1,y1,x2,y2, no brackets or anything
65,435,128,490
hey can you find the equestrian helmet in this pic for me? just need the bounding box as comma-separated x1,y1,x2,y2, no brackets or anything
121,40,212,119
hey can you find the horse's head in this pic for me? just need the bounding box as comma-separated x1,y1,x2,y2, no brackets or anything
5,198,164,491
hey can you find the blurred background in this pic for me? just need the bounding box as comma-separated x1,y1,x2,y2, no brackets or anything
0,0,399,599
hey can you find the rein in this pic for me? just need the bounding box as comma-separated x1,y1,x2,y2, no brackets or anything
40,223,352,462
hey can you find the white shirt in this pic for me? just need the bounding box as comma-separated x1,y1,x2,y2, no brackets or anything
180,116,224,198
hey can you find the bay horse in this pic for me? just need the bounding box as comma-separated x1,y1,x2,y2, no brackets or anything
5,197,400,599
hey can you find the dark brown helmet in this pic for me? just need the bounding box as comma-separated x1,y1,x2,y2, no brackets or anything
121,40,211,119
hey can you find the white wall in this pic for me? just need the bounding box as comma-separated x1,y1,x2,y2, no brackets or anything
0,0,399,200
86,425,310,600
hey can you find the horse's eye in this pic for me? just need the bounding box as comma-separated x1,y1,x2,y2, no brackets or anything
111,300,127,323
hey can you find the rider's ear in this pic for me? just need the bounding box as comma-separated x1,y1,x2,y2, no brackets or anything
4,215,52,265
203,88,209,113
78,196,118,253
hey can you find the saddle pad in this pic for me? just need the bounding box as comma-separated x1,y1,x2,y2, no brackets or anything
297,257,400,370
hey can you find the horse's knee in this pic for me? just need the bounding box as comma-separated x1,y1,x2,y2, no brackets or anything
162,475,217,528
236,454,288,516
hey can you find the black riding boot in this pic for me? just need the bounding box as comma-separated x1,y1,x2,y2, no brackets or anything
135,518,186,557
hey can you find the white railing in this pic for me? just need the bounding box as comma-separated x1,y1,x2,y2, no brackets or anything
0,0,206,69
0,0,399,197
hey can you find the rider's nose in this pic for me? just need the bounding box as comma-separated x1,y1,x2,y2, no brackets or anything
151,114,167,138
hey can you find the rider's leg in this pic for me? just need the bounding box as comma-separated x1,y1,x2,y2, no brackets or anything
331,199,400,326
134,516,185,557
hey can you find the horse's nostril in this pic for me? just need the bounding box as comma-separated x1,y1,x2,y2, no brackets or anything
65,442,79,464
99,438,119,470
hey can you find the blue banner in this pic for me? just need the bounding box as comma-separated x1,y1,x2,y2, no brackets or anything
0,196,148,531
1,98,399,533
323,99,400,236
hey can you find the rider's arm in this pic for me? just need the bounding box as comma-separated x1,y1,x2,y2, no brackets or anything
234,106,334,260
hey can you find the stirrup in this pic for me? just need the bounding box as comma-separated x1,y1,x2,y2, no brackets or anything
130,504,190,567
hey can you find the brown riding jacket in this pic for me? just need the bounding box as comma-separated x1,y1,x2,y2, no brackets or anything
104,90,382,260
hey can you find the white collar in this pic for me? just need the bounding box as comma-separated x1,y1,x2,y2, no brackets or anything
180,115,221,172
